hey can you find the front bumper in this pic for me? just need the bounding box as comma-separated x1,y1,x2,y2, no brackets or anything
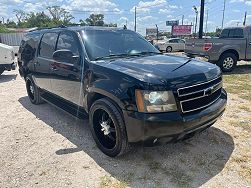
123,89,227,144
0,62,16,71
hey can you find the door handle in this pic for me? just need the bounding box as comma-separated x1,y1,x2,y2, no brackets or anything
249,42,251,45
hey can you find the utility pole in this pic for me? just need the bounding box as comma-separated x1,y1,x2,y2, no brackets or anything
221,0,226,29
243,11,247,26
155,24,159,40
205,9,208,36
182,15,184,25
199,0,205,39
134,7,137,32
193,6,198,37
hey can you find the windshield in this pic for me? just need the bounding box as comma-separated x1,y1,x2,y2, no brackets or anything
81,29,160,61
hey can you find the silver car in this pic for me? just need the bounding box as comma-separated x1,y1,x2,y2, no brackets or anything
156,38,185,52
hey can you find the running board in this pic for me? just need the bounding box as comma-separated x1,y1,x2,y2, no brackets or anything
41,92,88,119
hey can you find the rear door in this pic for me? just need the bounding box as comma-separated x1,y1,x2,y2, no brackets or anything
169,39,178,51
178,39,185,51
35,32,58,92
50,31,83,105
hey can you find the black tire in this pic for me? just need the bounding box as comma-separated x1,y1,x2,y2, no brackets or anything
89,98,130,157
0,69,4,75
217,53,237,72
25,74,44,105
166,46,172,53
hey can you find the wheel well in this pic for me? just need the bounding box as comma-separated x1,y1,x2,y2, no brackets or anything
87,92,123,116
87,93,105,111
220,49,239,60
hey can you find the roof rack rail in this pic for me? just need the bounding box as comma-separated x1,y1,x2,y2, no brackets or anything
28,25,67,32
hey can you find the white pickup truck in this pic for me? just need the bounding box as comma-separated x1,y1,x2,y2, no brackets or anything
0,43,16,75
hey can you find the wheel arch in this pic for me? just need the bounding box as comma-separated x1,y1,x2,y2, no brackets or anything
220,49,239,61
86,89,124,114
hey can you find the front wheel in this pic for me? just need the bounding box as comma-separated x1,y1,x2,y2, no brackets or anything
218,53,237,72
166,46,172,53
89,98,130,157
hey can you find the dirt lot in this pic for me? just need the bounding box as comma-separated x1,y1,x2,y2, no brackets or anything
0,60,251,188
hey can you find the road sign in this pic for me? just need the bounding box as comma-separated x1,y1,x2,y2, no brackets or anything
166,20,179,26
146,28,158,36
172,25,192,36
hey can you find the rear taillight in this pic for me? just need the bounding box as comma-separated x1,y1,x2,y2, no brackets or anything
203,43,212,51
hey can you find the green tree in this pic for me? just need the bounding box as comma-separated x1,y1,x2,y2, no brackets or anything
85,14,104,26
46,6,74,25
25,12,53,28
13,9,26,26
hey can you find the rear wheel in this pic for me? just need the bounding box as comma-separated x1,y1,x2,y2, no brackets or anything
89,98,130,157
26,75,44,105
218,53,237,72
0,69,4,75
166,46,172,53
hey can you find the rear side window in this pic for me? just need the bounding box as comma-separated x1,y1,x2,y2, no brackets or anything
220,28,244,38
229,29,244,38
169,39,178,43
220,29,229,38
56,32,79,55
39,32,58,58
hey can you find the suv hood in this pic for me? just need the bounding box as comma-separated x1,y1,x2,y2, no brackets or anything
96,54,221,88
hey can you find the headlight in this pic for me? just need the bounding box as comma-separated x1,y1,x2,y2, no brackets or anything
135,90,177,113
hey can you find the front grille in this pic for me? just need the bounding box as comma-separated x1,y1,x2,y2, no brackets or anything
177,76,222,113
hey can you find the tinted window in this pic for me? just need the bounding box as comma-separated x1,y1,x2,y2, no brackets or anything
82,30,159,61
179,39,185,43
169,39,178,43
229,29,244,38
220,29,229,38
57,32,79,55
39,32,58,58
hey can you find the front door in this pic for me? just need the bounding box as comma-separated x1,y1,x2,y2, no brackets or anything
50,31,83,106
34,32,58,92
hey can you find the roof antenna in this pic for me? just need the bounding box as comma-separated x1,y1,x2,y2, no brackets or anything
123,25,127,30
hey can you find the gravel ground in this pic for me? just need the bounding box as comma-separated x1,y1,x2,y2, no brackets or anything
0,62,250,188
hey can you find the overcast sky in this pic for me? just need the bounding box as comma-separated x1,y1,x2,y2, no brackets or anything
0,0,250,35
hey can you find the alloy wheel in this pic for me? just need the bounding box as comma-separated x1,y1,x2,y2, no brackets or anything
93,109,116,149
223,57,234,70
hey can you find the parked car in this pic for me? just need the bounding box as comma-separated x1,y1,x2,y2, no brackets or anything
18,26,227,157
0,43,16,75
155,38,185,52
185,26,251,72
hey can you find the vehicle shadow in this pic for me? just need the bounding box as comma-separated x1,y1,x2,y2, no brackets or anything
223,63,251,75
18,96,234,188
0,74,17,83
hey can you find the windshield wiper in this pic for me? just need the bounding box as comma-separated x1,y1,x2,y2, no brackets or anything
94,51,162,61
94,53,132,61
133,51,162,56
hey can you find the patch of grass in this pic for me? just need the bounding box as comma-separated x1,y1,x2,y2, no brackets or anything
239,105,251,112
100,175,128,188
229,120,251,132
148,161,162,172
223,74,251,102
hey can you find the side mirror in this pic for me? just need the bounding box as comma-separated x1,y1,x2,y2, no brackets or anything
53,49,79,64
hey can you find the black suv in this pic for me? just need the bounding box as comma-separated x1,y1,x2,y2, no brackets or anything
18,26,227,157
